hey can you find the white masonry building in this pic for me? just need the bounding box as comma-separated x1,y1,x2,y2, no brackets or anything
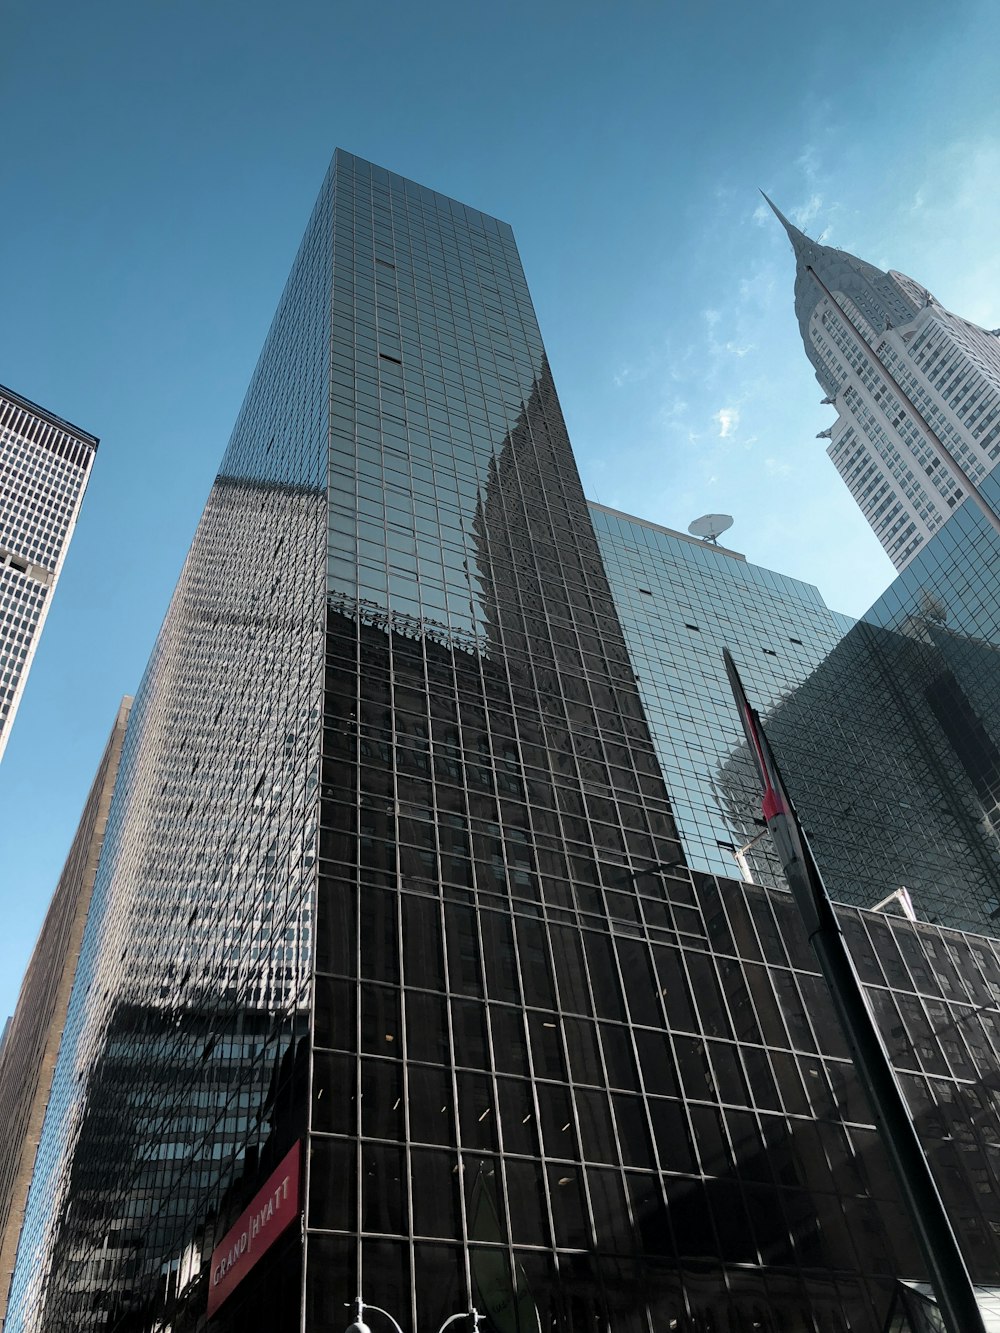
0,385,97,760
769,198,1000,570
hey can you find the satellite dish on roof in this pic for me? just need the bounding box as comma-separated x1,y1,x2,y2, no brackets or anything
688,513,734,545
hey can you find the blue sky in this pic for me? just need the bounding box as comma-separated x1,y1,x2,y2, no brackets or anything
2,0,1000,1018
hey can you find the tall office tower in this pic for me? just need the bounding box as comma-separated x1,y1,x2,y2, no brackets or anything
769,199,1000,570
0,384,98,759
0,697,131,1327
11,152,1000,1333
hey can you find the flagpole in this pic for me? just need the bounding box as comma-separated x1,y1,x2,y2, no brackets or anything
723,649,985,1333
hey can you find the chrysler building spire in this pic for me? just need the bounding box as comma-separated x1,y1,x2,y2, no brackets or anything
771,199,1000,569
759,191,810,257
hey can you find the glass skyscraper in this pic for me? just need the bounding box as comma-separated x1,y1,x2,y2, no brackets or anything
0,384,97,760
0,697,131,1328
9,152,1000,1333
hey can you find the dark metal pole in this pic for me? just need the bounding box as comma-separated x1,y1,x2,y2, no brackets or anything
723,649,985,1333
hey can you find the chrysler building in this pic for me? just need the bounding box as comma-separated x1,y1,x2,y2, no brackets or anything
768,198,1000,569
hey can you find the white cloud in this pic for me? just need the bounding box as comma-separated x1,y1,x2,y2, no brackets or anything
904,136,1000,325
713,407,740,438
764,456,792,476
658,398,689,424
612,366,634,387
738,269,775,304
791,193,823,227
797,144,820,182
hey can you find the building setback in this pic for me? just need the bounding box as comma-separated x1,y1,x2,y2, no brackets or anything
768,199,1000,571
8,153,1000,1332
0,697,130,1325
0,385,98,760
589,502,854,885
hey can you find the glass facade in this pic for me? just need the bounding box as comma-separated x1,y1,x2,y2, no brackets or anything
9,152,1000,1333
589,502,854,883
589,497,1000,933
886,1282,1000,1331
0,697,130,1327
721,472,1000,935
311,149,689,1331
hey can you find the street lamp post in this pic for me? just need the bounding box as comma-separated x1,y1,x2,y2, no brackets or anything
345,1295,482,1333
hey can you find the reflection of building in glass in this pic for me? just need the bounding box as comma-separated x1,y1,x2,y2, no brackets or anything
0,384,98,760
12,153,1000,1332
770,198,1000,570
0,697,130,1328
709,470,1000,935
885,1280,1000,1330
715,611,1000,933
590,497,1000,934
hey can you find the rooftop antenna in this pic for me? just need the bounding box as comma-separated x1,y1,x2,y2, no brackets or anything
687,513,734,545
